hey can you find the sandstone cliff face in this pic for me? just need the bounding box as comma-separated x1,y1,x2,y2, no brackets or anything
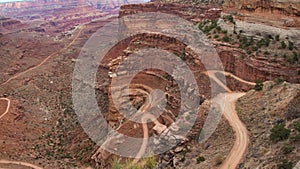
224,0,300,16
119,3,300,83
152,0,224,5
120,2,221,23
216,42,300,83
153,0,300,17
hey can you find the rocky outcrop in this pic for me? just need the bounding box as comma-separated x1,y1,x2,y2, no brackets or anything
0,17,25,33
0,0,147,32
216,41,300,83
120,2,222,23
224,0,300,16
119,3,299,83
151,0,224,5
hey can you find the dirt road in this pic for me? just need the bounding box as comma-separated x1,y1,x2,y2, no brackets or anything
0,98,10,119
218,92,249,169
0,99,44,168
0,26,84,87
131,70,251,168
0,160,43,169
205,71,250,169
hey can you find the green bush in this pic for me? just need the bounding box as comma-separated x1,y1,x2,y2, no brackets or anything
254,80,263,91
222,30,228,34
288,41,294,50
264,38,270,47
281,41,287,49
222,35,230,42
290,134,300,142
257,39,266,48
252,46,259,51
283,54,287,59
277,159,293,169
293,52,299,62
275,35,280,41
281,143,294,154
270,124,291,142
264,51,270,55
144,156,156,169
223,15,235,23
275,77,284,84
294,122,300,132
111,158,123,169
196,156,206,164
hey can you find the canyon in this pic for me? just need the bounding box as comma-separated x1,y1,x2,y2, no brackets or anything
0,0,299,169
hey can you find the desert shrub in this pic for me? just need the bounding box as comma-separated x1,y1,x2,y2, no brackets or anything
222,35,230,42
249,36,254,44
198,20,210,30
144,156,156,169
111,158,123,169
214,154,223,166
281,143,294,154
287,57,295,64
283,54,287,58
241,36,248,42
264,37,270,47
275,77,284,84
288,41,294,50
125,160,142,169
196,156,206,164
214,34,219,39
203,26,210,33
223,14,235,23
257,39,265,48
264,51,270,55
222,29,228,34
275,35,280,41
267,34,273,40
292,52,299,62
281,41,287,49
254,80,263,91
252,46,259,51
179,54,186,61
270,124,291,142
294,122,300,132
277,159,293,169
290,134,300,142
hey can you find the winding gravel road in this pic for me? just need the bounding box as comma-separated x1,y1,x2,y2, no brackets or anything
0,26,84,87
131,70,251,169
0,98,10,120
